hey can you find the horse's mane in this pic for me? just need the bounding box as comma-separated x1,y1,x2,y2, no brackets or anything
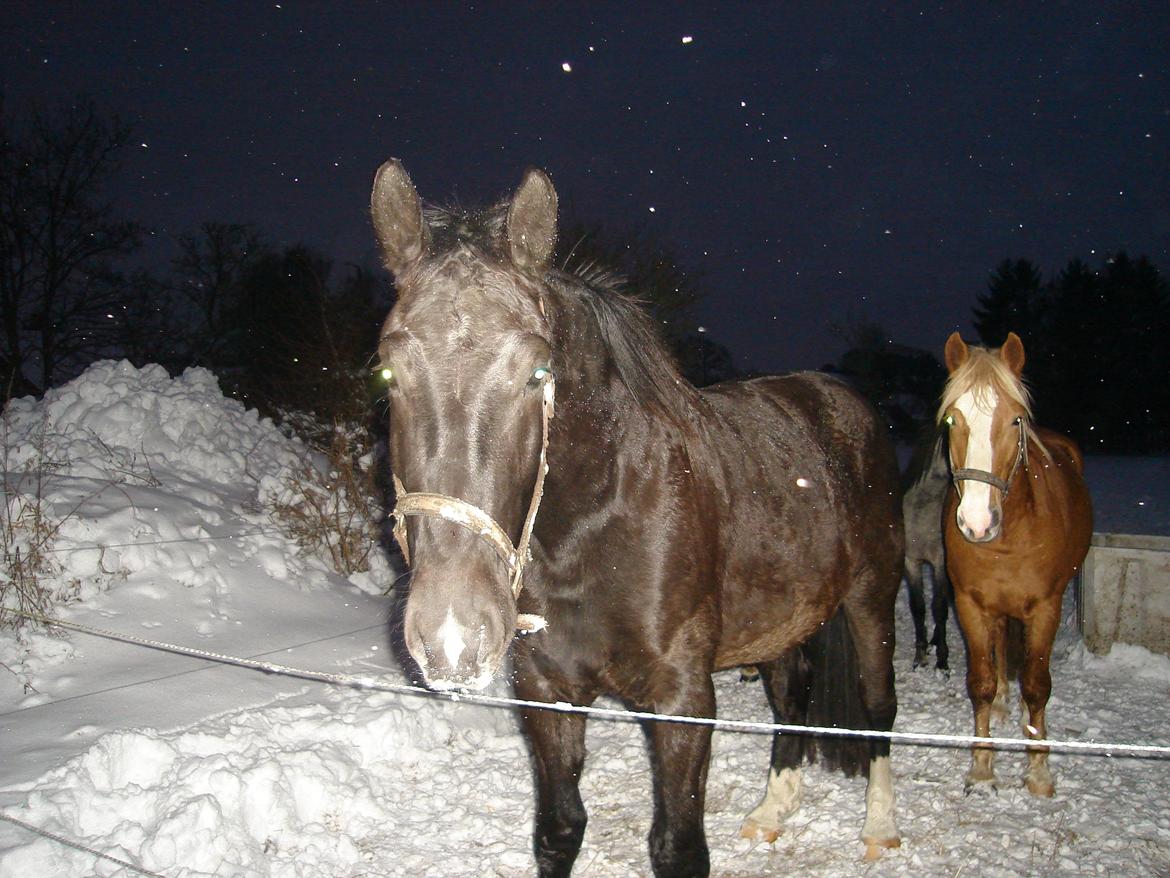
550,266,700,417
937,345,1033,424
422,200,699,418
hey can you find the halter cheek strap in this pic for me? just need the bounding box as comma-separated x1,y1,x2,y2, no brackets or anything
391,375,555,635
950,417,1029,497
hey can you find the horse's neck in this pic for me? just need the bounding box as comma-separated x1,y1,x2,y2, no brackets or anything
1012,434,1068,513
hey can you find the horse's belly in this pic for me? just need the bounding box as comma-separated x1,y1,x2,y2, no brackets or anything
714,579,842,669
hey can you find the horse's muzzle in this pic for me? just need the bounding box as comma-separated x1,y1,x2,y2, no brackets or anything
957,506,1002,543
403,582,514,691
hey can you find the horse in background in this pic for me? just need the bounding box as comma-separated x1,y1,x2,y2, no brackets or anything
939,331,1092,796
372,159,905,876
901,427,953,671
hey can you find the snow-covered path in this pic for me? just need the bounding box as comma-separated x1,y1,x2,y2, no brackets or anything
1,362,1168,876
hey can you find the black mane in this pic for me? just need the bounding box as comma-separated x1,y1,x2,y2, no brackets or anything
550,267,700,418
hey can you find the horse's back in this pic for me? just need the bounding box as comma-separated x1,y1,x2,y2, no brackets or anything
1035,426,1093,560
697,372,903,666
701,371,897,487
1036,426,1086,475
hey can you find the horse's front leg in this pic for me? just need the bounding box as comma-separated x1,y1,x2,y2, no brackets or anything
956,596,1001,792
928,563,952,672
1020,602,1061,797
516,684,590,878
643,672,716,878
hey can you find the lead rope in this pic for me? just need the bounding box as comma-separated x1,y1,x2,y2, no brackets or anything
390,374,554,633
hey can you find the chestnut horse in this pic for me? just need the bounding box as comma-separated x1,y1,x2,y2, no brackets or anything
371,160,904,876
939,332,1092,796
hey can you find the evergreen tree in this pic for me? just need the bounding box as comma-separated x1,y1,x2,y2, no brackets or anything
973,258,1046,350
973,253,1170,453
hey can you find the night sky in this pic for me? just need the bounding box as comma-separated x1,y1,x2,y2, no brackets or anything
3,3,1167,374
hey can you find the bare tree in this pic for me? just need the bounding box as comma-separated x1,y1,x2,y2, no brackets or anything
0,97,144,394
171,221,268,367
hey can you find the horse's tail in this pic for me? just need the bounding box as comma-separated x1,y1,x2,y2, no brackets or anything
801,607,876,778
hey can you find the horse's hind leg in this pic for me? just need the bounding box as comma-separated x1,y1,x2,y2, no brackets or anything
1020,603,1061,797
842,599,901,856
990,620,1013,725
740,650,811,843
928,562,952,672
905,564,930,668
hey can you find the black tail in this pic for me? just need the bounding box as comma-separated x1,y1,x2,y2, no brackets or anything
801,608,875,777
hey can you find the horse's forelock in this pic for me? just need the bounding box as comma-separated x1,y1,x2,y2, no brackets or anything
939,346,1033,425
414,202,696,419
939,345,1054,461
423,203,509,259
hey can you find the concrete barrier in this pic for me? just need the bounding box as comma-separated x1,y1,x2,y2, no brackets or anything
1078,532,1170,655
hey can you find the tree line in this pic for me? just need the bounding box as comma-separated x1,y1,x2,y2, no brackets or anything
3,98,1167,453
0,98,731,428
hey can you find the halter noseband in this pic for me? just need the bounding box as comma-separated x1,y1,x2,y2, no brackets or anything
950,415,1029,497
391,374,555,635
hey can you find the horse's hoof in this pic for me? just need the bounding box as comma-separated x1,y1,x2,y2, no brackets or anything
738,665,760,683
739,818,779,844
964,774,999,796
1024,772,1055,798
862,836,901,861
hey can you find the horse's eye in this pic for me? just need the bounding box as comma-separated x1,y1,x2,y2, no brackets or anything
944,414,955,428
530,366,552,385
378,366,395,386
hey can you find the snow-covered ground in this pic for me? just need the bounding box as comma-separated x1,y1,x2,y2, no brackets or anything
0,360,1167,877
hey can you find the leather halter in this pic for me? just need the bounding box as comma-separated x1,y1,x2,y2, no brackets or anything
950,416,1028,497
391,374,555,635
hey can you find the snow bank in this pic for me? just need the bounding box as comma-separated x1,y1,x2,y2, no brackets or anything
0,360,365,604
0,691,519,878
3,360,301,490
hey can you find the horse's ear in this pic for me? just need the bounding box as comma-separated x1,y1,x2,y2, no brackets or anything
943,332,969,373
371,159,428,277
507,168,558,275
1000,331,1026,375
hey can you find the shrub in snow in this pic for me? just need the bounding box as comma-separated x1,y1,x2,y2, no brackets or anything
0,415,71,629
257,412,392,585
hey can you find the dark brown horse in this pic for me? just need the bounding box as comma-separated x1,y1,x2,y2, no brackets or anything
940,332,1092,797
371,160,904,877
